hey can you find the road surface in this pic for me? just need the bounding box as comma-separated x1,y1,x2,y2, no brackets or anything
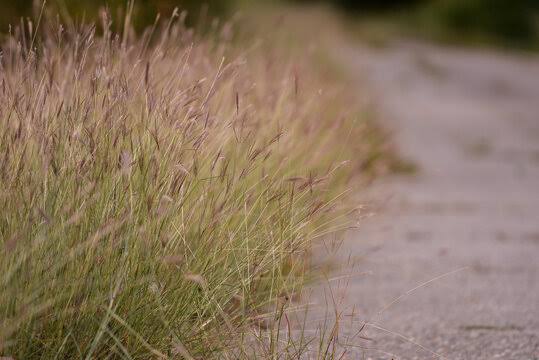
313,42,539,359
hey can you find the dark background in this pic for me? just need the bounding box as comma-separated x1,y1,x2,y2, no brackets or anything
300,0,539,44
0,0,538,46
0,0,231,32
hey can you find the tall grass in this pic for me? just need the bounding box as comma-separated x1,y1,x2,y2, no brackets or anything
0,6,391,359
0,0,234,32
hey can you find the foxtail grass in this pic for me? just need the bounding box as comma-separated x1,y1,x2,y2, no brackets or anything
0,6,393,359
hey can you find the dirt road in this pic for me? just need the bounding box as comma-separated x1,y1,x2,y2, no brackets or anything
318,42,539,359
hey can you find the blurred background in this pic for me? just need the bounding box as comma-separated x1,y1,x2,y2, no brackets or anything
2,1,539,359
0,0,538,48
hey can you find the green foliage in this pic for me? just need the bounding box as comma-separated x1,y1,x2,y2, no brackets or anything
290,0,424,12
421,0,537,44
289,0,538,47
331,0,423,11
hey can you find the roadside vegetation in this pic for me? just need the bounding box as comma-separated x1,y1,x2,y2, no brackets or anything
295,0,539,50
0,0,234,32
0,4,398,358
415,0,538,48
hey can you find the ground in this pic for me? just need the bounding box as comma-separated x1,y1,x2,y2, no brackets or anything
309,42,539,359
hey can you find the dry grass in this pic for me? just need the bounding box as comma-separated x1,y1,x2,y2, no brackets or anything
0,6,394,359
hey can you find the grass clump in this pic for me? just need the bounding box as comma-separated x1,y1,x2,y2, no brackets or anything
0,6,391,359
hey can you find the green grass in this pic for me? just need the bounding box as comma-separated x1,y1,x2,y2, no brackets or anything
0,6,396,359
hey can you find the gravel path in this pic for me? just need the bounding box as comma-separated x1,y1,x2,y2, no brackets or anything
314,42,539,359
